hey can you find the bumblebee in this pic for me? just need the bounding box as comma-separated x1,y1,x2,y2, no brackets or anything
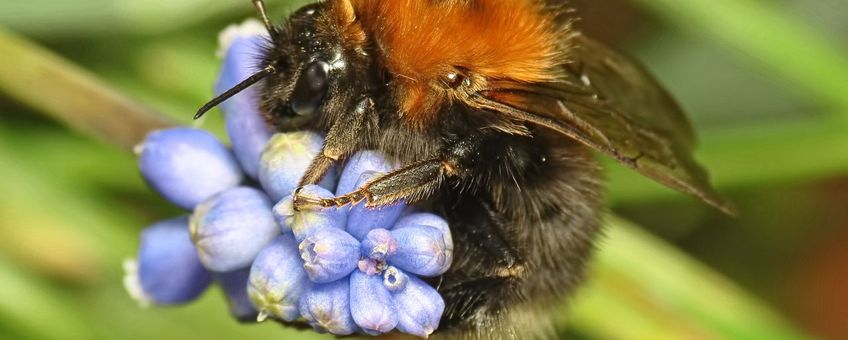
197,0,732,338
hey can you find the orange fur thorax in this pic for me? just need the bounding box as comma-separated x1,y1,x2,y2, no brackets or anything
332,0,565,126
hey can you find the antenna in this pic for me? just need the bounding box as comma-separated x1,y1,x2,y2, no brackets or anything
194,1,279,120
253,0,277,38
194,65,276,119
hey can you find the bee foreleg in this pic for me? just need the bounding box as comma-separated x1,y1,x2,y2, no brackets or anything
298,97,376,186
295,156,446,210
295,132,493,209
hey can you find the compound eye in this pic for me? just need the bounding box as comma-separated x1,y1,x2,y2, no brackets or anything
291,61,330,117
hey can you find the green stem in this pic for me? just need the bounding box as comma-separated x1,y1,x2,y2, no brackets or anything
629,0,848,121
0,27,172,151
0,256,94,340
569,216,806,339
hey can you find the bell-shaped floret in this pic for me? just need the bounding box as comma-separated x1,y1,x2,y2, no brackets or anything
247,235,308,322
350,271,398,336
300,228,360,283
138,128,243,210
299,279,358,335
258,132,335,202
389,225,453,277
190,187,278,272
393,274,445,338
274,185,346,242
125,217,213,306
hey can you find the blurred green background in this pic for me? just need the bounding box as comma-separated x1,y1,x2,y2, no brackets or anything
0,0,846,339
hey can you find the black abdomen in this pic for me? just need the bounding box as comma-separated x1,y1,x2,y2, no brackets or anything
434,132,604,339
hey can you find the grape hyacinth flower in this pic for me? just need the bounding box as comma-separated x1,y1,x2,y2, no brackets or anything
137,128,243,210
124,20,454,338
252,152,453,337
123,217,213,306
189,186,279,272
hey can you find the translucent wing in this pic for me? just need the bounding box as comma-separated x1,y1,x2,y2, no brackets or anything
467,34,734,214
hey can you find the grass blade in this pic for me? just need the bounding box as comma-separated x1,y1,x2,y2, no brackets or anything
569,216,807,339
0,27,171,151
629,0,848,119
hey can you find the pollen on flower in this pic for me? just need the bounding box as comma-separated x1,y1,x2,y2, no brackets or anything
357,258,387,276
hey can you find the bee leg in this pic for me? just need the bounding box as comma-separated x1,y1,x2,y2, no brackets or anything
438,275,522,330
298,97,376,186
446,196,524,275
436,196,526,329
294,156,444,209
294,133,491,210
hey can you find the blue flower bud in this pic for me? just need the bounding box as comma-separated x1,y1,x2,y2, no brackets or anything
299,280,358,335
389,225,453,277
382,266,408,293
258,132,336,202
300,228,360,283
138,128,243,210
247,235,307,322
393,213,450,235
216,268,257,322
346,172,406,240
125,217,212,306
216,26,273,180
361,228,397,261
336,151,394,196
274,185,346,242
393,275,445,338
190,187,278,272
350,271,398,335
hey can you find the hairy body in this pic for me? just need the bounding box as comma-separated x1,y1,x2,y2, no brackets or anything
264,3,604,337
197,0,728,338
434,132,603,339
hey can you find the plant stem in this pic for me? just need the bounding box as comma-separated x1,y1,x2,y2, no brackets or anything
0,28,172,151
569,216,807,339
629,0,848,121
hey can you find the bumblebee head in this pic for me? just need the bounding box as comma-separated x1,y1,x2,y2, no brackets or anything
196,0,368,132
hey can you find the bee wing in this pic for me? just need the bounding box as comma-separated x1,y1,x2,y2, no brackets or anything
467,35,734,214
